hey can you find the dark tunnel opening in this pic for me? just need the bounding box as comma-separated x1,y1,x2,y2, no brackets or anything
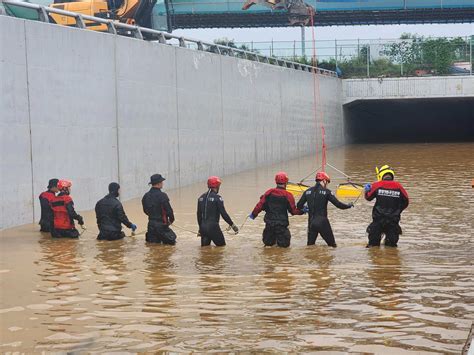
344,97,474,143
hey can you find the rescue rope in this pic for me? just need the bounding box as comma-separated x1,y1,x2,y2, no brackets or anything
298,165,322,184
239,215,250,231
303,11,355,182
326,162,351,180
352,191,363,205
309,7,325,172
173,224,199,235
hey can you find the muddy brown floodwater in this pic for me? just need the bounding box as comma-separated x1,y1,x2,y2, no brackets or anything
1,143,473,353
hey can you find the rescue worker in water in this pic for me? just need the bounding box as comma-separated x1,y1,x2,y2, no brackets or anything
197,176,239,246
364,165,409,248
142,174,177,244
297,171,353,248
95,182,137,241
50,180,84,238
250,172,303,248
39,178,59,232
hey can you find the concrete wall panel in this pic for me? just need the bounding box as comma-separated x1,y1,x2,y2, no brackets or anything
221,58,259,174
116,37,179,199
0,17,32,229
24,21,119,219
176,49,224,186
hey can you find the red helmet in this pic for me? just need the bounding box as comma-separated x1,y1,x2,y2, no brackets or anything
58,180,72,190
275,171,289,184
315,171,331,183
207,176,222,189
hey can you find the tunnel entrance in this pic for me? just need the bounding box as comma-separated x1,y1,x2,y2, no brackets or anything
344,97,474,143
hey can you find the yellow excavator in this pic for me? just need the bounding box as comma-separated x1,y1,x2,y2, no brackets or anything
48,0,157,31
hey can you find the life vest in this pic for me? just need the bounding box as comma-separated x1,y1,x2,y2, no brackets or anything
39,191,55,203
51,194,74,230
39,190,56,225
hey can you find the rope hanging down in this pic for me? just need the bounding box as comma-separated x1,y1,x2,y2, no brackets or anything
309,7,326,172
302,9,355,185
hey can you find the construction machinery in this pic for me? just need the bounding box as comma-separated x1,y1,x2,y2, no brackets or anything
3,0,158,31
241,0,312,25
50,0,157,30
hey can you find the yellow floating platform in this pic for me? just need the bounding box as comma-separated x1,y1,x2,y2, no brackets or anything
286,182,309,196
286,182,364,199
336,183,364,198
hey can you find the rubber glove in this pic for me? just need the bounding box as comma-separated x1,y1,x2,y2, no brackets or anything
248,213,255,220
130,223,137,232
364,183,372,192
231,224,239,234
302,206,309,214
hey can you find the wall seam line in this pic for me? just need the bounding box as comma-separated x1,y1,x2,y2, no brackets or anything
114,35,121,188
174,47,181,188
24,20,35,224
219,55,225,176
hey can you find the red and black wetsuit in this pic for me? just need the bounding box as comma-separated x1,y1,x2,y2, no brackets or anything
197,190,234,247
297,183,352,247
365,180,409,247
39,190,56,232
141,187,176,244
50,192,84,238
252,186,303,247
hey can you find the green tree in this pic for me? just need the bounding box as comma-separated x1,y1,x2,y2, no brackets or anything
383,34,469,75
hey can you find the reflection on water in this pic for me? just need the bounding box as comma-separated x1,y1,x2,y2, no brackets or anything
1,143,473,353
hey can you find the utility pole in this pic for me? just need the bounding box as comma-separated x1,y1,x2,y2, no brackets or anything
470,35,473,76
301,26,305,58
335,39,338,69
367,44,370,78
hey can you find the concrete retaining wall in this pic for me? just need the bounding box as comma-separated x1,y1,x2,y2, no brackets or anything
0,15,344,229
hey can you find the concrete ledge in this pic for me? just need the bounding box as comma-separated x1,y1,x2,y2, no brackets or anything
343,76,474,104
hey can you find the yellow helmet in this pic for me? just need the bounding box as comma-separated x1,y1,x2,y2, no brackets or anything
376,165,395,181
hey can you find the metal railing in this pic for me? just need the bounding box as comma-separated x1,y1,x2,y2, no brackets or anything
1,0,336,76
235,37,473,78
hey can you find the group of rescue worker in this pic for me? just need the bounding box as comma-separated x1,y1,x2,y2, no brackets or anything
39,165,408,248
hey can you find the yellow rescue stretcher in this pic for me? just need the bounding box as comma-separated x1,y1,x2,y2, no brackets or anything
286,181,364,199
336,182,364,198
286,182,310,196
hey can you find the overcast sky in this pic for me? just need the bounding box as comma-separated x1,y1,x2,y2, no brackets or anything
174,23,473,43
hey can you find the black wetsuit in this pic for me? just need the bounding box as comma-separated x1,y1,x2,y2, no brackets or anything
95,193,133,241
39,190,56,232
297,183,352,247
365,180,409,247
142,187,176,244
197,190,234,247
252,187,302,248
